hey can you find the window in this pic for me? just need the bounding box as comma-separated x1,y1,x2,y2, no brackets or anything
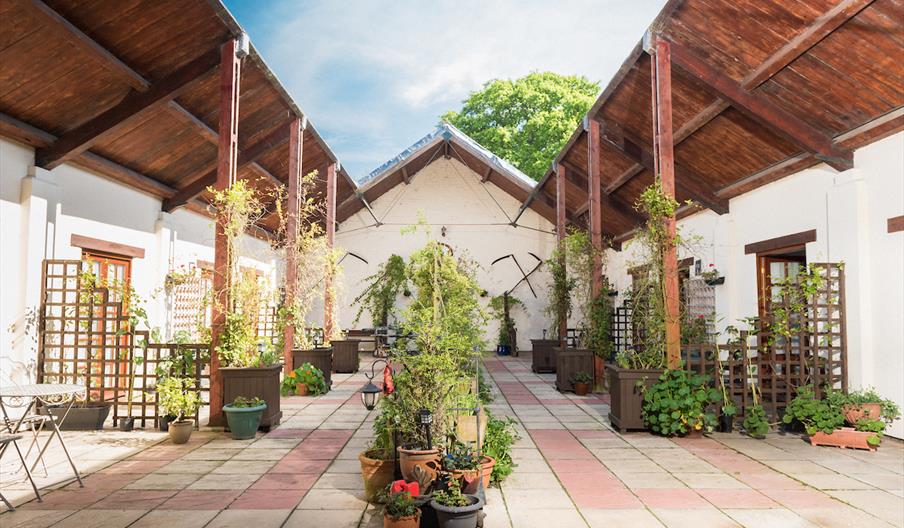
82,250,132,302
756,246,806,324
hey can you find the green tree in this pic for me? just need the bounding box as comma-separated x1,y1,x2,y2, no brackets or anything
442,72,599,181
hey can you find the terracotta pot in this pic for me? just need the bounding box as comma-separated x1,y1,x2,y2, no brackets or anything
397,447,440,483
359,451,395,503
168,419,193,444
450,456,495,494
383,512,420,528
295,383,309,396
573,382,590,396
686,427,704,438
842,403,882,425
809,427,879,451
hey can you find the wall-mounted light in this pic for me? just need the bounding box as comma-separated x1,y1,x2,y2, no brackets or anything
441,226,447,237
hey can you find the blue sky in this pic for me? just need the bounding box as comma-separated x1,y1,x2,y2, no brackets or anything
223,0,668,181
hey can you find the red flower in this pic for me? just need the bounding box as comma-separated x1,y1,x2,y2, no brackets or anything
382,364,395,395
390,480,419,496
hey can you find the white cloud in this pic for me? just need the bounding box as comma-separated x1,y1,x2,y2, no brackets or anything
241,0,667,177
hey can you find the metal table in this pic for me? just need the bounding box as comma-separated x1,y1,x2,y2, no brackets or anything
0,383,86,491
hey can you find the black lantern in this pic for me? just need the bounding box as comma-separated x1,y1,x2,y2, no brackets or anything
360,380,381,411
418,408,433,449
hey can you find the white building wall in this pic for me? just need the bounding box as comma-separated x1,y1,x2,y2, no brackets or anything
331,157,558,350
604,131,904,438
0,136,277,386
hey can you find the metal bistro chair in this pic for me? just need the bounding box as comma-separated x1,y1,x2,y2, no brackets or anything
0,433,42,511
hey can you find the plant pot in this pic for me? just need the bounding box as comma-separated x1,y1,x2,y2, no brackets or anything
704,276,725,286
454,408,487,448
555,348,593,392
158,415,175,432
718,414,734,433
573,382,590,396
221,364,282,431
398,447,440,483
413,495,439,528
383,512,420,528
359,451,395,503
223,403,267,440
496,345,511,356
295,383,309,396
606,364,664,431
809,427,879,451
531,339,560,373
118,417,135,432
169,419,194,444
332,340,361,373
45,402,111,430
842,403,882,425
292,347,333,390
431,494,484,528
450,456,495,494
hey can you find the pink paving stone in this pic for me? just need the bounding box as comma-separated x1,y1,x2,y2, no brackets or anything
569,488,643,509
229,489,307,509
696,488,779,509
158,490,243,510
760,488,846,509
539,399,576,405
542,448,597,460
251,472,319,490
558,472,623,490
89,489,176,510
548,459,612,475
20,488,108,510
308,398,349,404
290,448,342,460
634,488,712,509
64,471,140,491
573,430,617,439
265,428,313,439
736,471,807,490
308,429,354,439
270,458,332,474
98,459,171,474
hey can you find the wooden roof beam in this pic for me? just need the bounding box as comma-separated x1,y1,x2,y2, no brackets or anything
163,120,292,211
665,38,853,171
20,0,150,91
481,166,492,183
36,48,220,170
560,160,645,224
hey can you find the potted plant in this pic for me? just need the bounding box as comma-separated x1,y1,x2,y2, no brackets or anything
784,386,901,450
700,263,724,285
223,396,267,440
430,479,484,528
360,419,396,503
280,362,327,397
482,414,518,485
840,387,901,426
607,347,665,431
718,403,737,433
443,442,495,494
640,367,719,437
156,376,201,444
489,293,522,357
382,488,421,528
570,371,592,396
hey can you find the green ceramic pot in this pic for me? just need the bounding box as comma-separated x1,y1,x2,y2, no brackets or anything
223,403,267,440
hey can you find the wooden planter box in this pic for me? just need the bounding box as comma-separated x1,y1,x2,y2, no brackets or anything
555,348,593,392
331,340,360,373
292,347,333,390
809,428,878,451
607,364,664,431
221,364,282,431
531,339,561,373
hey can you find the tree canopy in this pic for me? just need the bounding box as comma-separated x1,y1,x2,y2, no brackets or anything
442,72,599,181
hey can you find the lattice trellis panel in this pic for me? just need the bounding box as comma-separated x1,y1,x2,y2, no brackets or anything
684,277,716,337
256,304,279,345
170,269,212,341
612,299,634,355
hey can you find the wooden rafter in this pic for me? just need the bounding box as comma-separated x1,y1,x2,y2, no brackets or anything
666,38,853,171
35,48,221,169
481,166,492,182
560,160,644,225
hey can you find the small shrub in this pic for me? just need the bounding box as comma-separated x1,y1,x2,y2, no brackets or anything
280,362,327,396
641,367,719,436
432,479,470,507
571,371,592,385
782,385,845,436
383,490,418,519
230,396,265,408
483,413,518,485
743,405,770,438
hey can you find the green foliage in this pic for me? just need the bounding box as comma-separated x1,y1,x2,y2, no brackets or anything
544,248,574,338
641,367,719,436
571,371,593,384
682,312,715,345
483,413,518,485
743,405,770,438
353,254,408,327
442,72,599,181
584,284,615,359
477,369,494,405
280,362,327,396
844,387,901,423
382,490,419,519
230,396,265,408
155,377,201,421
432,478,471,507
489,294,522,347
783,385,845,435
764,265,826,346
443,441,481,471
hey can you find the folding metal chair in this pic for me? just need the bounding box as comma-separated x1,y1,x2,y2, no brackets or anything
0,433,42,511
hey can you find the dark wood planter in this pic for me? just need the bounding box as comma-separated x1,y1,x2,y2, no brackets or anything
45,403,111,430
292,347,333,390
331,340,360,373
221,364,283,431
555,348,593,392
531,339,561,373
606,364,664,431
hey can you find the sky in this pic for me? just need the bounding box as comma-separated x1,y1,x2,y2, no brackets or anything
223,0,668,181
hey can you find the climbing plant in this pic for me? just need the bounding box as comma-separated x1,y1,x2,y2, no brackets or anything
352,254,408,327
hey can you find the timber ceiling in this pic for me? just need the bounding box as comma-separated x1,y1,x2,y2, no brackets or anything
527,0,904,243
0,0,358,235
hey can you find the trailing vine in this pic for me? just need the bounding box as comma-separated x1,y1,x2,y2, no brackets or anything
352,254,408,327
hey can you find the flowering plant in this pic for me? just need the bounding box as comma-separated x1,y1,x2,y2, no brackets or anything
280,362,327,396
700,263,720,282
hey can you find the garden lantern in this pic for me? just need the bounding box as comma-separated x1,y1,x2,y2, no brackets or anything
418,408,433,449
360,380,381,411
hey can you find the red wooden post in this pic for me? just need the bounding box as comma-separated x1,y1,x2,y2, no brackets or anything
283,117,303,370
586,117,605,386
323,162,337,341
652,37,681,369
209,38,243,426
555,162,567,343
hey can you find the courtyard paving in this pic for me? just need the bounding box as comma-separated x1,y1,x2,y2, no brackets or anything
1,354,902,527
